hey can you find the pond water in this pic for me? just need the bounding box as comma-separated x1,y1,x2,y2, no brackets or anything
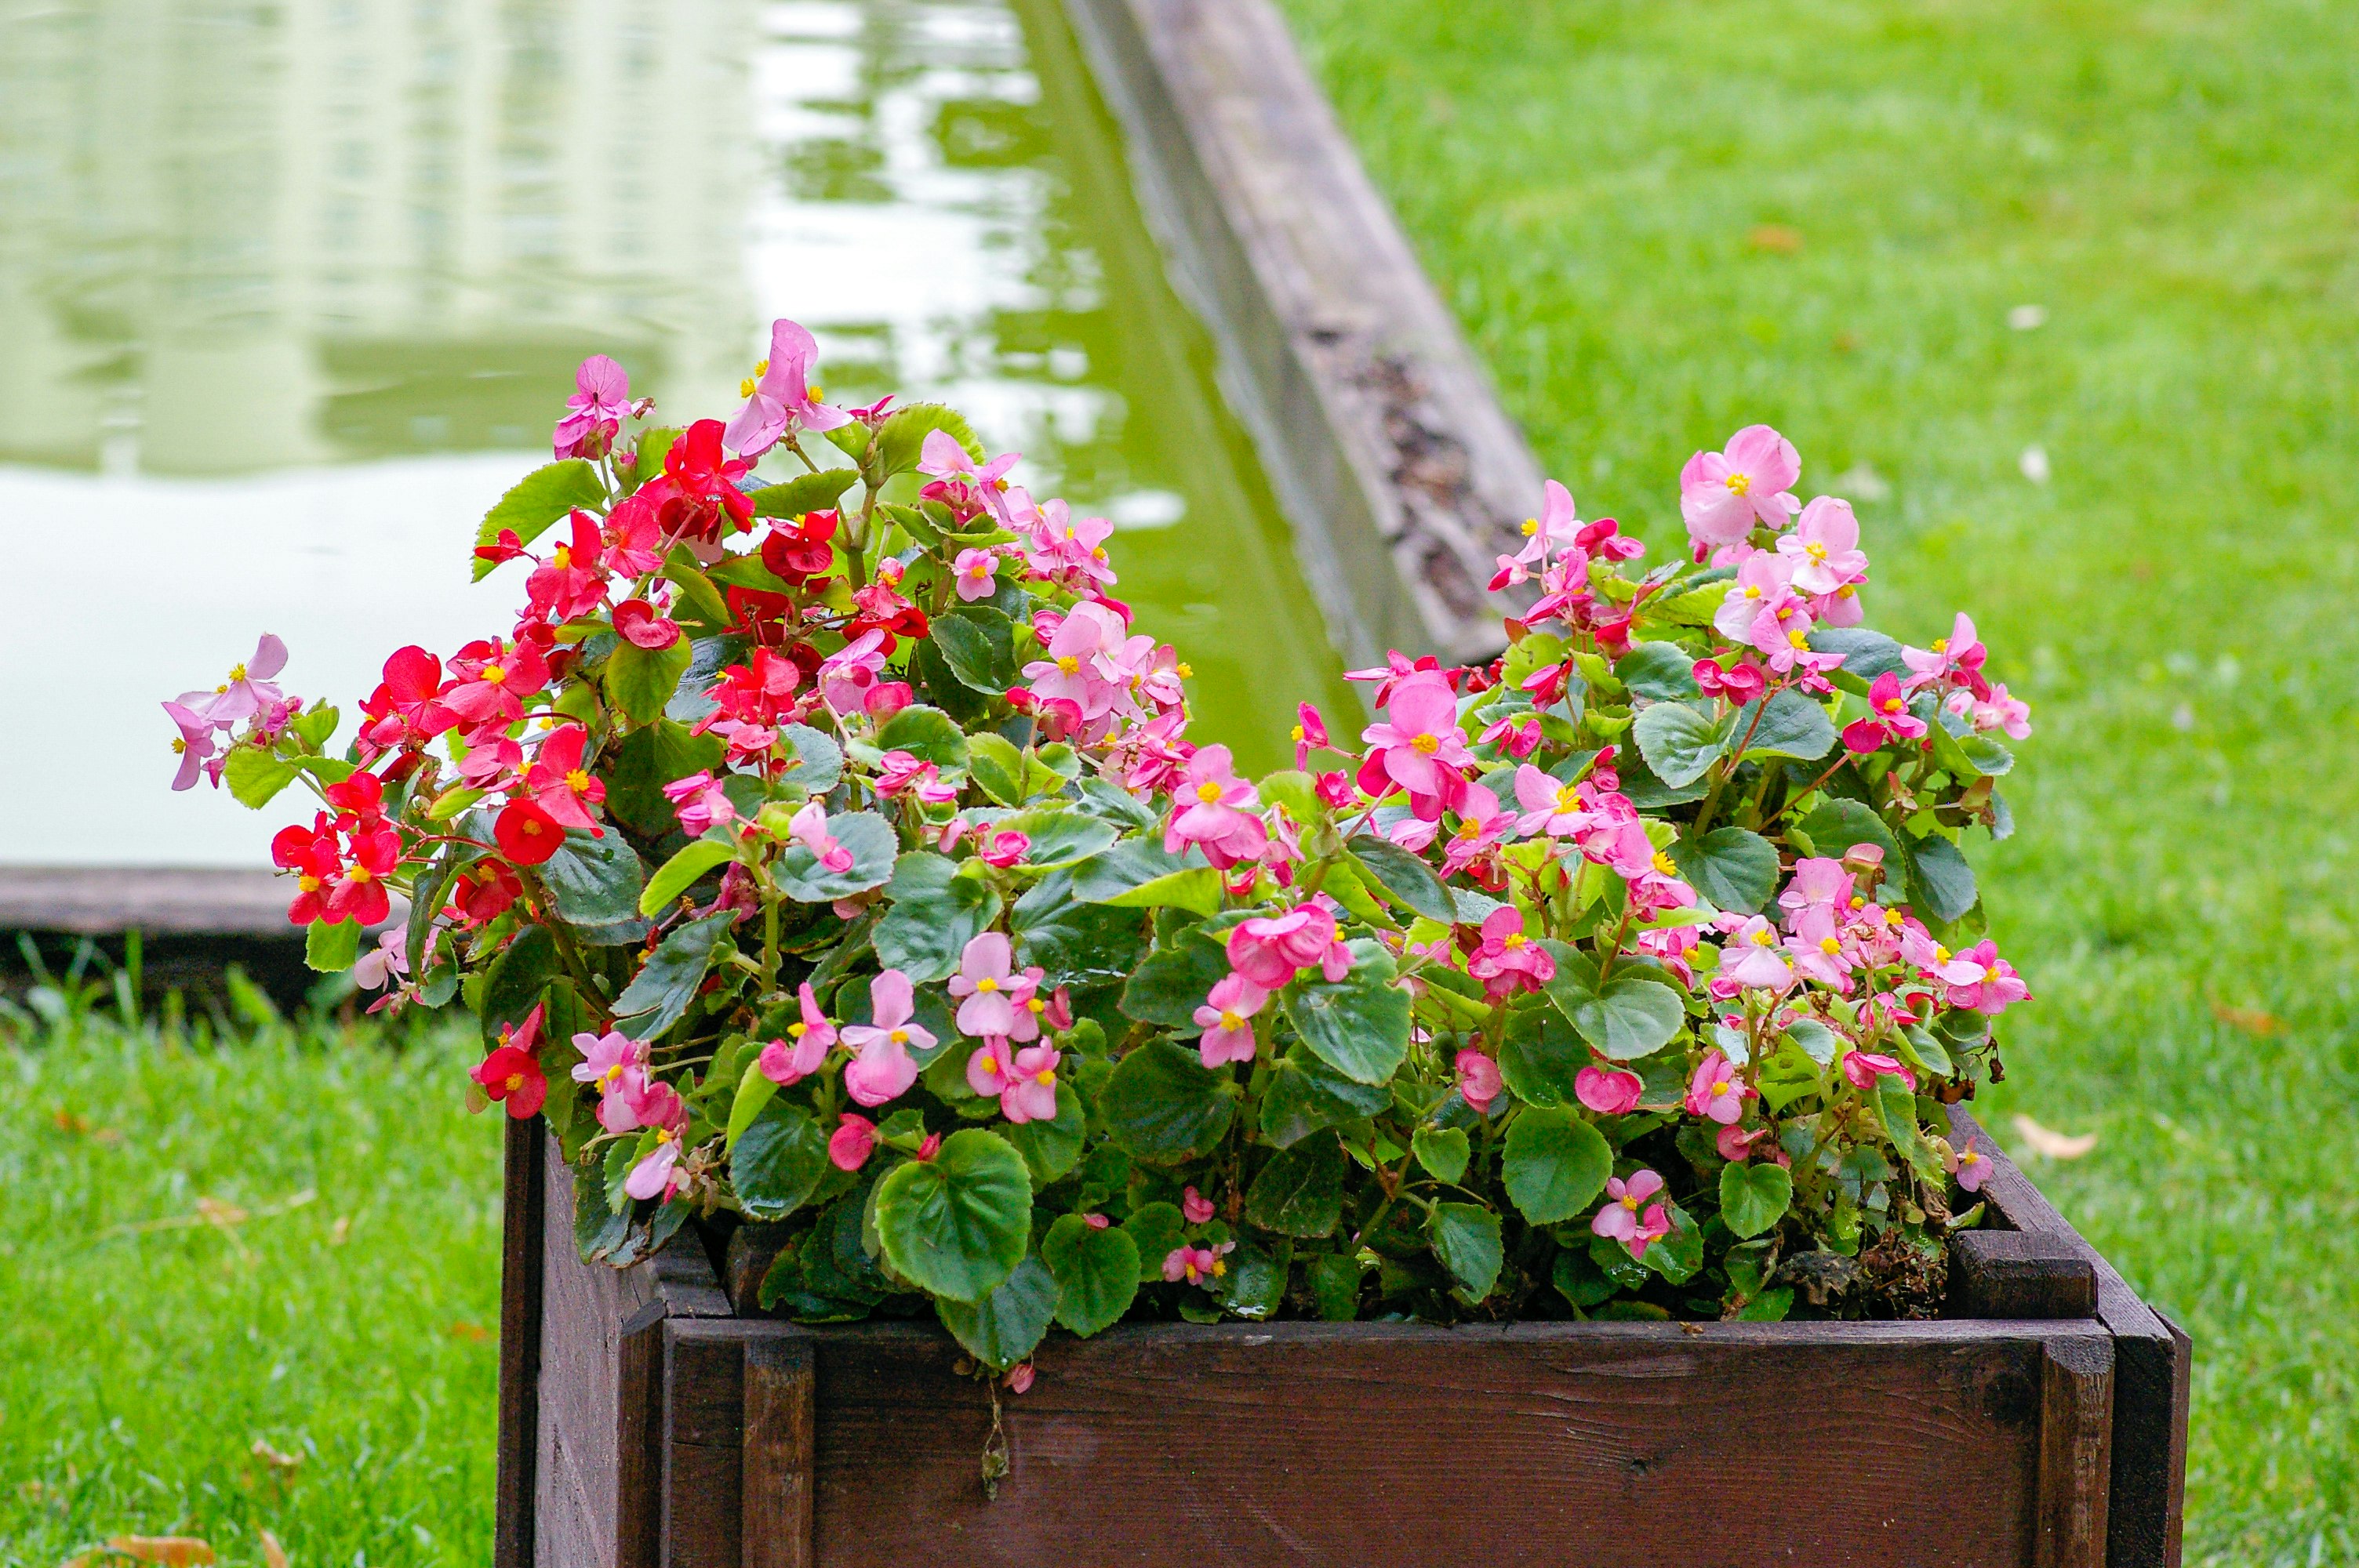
0,0,1353,869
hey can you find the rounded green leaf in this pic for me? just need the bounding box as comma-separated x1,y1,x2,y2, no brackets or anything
872,1128,1034,1302
1667,826,1779,916
1121,1200,1186,1283
1632,700,1735,788
1732,688,1837,762
1346,837,1456,924
1906,833,1979,923
605,635,694,726
732,1104,831,1221
935,1254,1057,1369
1794,796,1900,871
1719,1160,1794,1240
1427,1203,1503,1301
1502,1105,1612,1224
1540,946,1686,1062
1098,1040,1237,1164
1496,1000,1586,1107
773,810,898,902
873,851,1001,983
1118,926,1230,1028
874,703,970,771
1041,1214,1142,1338
1244,1134,1347,1238
1616,641,1703,702
1004,1081,1087,1184
1412,1127,1472,1185
1282,939,1412,1085
640,840,736,917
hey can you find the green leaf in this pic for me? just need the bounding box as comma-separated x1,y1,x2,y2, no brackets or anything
1632,701,1736,788
605,720,725,837
965,731,1029,806
1668,826,1779,915
1501,1105,1611,1223
747,467,858,517
659,550,732,634
1345,837,1456,924
1011,870,1150,990
1618,641,1703,702
874,704,969,771
479,924,559,1047
1732,688,1837,763
1412,1127,1471,1185
929,614,1008,695
1074,840,1223,916
1041,1214,1141,1338
1310,1254,1363,1320
471,459,605,579
1783,1018,1840,1068
1496,1000,1586,1108
304,917,363,974
1644,578,1730,628
1794,796,1900,871
935,1254,1056,1369
1874,1074,1943,1180
406,846,466,973
873,1128,1034,1302
1071,777,1159,831
1539,944,1685,1062
726,1059,779,1151
1906,833,1978,923
773,810,897,902
873,852,1001,982
1259,1049,1394,1147
542,830,651,945
732,1104,832,1221
224,746,300,809
1806,626,1908,681
1219,1241,1289,1319
1427,1203,1503,1301
1244,1134,1346,1237
775,724,844,795
1719,1161,1794,1240
640,841,736,918
1118,927,1230,1029
605,636,694,727
1282,939,1412,1086
875,402,984,477
1003,1082,1087,1185
1098,1040,1236,1163
994,808,1119,869
611,913,736,1040
1121,1201,1186,1283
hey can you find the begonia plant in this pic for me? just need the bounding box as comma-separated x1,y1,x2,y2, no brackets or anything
165,323,2031,1377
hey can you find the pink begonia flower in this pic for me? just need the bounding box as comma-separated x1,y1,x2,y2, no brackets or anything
572,1029,647,1094
553,354,632,457
1635,923,1702,989
1946,1140,1991,1193
623,1082,690,1201
1440,784,1514,877
1514,763,1590,839
162,700,219,791
1679,425,1802,549
1778,858,1856,929
918,429,1021,525
953,547,1001,602
1023,599,1129,720
1777,495,1869,596
874,750,935,799
1950,682,2033,740
1225,904,1349,989
1491,478,1581,590
202,634,289,724
1591,1169,1672,1260
977,827,1031,868
1023,496,1118,589
1480,711,1544,760
1685,1049,1752,1125
1004,1363,1036,1395
816,629,890,716
1719,916,1798,995
1192,971,1270,1068
1945,939,2031,1015
1468,906,1555,999
967,1039,1063,1123
1786,918,1856,989
1163,744,1267,869
1843,671,1930,757
1841,1051,1917,1093
760,985,838,1084
829,1113,878,1172
841,970,935,1106
1344,649,1444,709
1576,1065,1644,1116
1356,669,1475,810
660,771,736,837
351,927,409,991
1713,550,1797,642
1693,656,1767,706
1292,702,1331,770
1627,847,1699,919
1164,1241,1235,1286
788,801,855,874
724,318,850,459
1902,612,1988,693
1456,1048,1503,1114
949,933,1045,1041
1717,1123,1785,1164
1182,1186,1216,1225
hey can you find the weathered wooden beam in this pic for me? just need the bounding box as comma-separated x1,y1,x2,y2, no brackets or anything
0,865,406,937
496,1115,549,1568
1060,0,1546,668
1953,1228,2100,1319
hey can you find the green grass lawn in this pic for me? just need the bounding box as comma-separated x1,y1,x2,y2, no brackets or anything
0,977,498,1567
1271,0,2359,1559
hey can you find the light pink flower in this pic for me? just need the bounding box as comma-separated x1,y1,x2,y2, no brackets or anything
1163,1241,1234,1286
1022,600,1128,721
351,927,410,991
202,634,290,723
1357,670,1475,808
1576,1065,1643,1115
1491,478,1581,589
949,932,1044,1041
1467,906,1554,1000
760,985,838,1084
623,1082,690,1201
1591,1169,1671,1260
816,629,890,716
1946,939,2030,1015
1713,549,1797,641
1951,682,2033,740
788,801,854,874
918,429,1021,525
662,770,736,837
1225,904,1348,989
1685,1048,1752,1125
953,547,1001,602
1679,425,1802,549
1163,744,1267,869
1514,763,1590,838
1778,858,1856,930
573,1029,648,1091
724,318,851,459
1902,612,1987,693
1777,495,1869,596
1718,916,1797,994
162,700,219,791
1841,1050,1917,1093
1456,1047,1503,1113
841,970,934,1106
968,1039,1062,1123
1292,702,1331,770
1192,971,1270,1068
553,354,632,457
1946,1140,1991,1193
1182,1185,1216,1225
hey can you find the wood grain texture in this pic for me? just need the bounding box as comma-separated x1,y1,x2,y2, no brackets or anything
0,864,402,935
1950,1109,2190,1568
1953,1229,2099,1319
742,1332,816,1568
1059,0,1546,666
663,1321,747,1568
2037,1335,2115,1568
794,1317,2105,1567
495,1114,547,1568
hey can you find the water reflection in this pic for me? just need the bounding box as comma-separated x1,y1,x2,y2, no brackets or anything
0,0,1350,867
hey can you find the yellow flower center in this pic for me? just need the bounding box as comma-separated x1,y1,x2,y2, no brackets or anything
1456,818,1483,840
1196,781,1223,804
1725,472,1752,496
1176,662,1192,678
229,662,249,681
1819,936,1841,955
565,768,591,792
1411,733,1441,754
1960,1150,1983,1167
1501,932,1526,949
1932,637,1950,654
1880,696,1904,714
1291,724,1305,743
1521,517,1539,537
889,1028,910,1045
348,866,374,885
1652,851,1679,876
553,546,572,569
507,1073,525,1091
1836,584,1857,600
1849,895,1866,909
1056,655,1080,675
298,875,322,893
976,977,1000,993
1212,1260,1227,1278
739,377,758,398
1787,630,1809,649
754,358,771,376
1218,1010,1245,1031
1621,1193,1641,1212
979,1056,1001,1080
1934,945,1951,964
787,1022,808,1040
171,738,188,755
1027,997,1046,1014
1714,1078,1733,1096
993,477,1010,492
1750,928,1776,946
805,383,821,401
1806,542,1827,561
601,1065,623,1087
1034,1069,1056,1086
656,1127,674,1146
483,663,507,684
1743,584,1764,601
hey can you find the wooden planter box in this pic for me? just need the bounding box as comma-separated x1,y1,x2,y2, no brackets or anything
493,1109,2187,1568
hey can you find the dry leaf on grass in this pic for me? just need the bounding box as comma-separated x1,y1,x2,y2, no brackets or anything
2210,1001,2282,1036
1747,223,1803,253
96,1538,216,1566
445,1321,493,1344
259,1530,289,1568
2012,1113,2099,1160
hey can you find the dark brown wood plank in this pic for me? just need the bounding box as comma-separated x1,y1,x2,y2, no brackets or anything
663,1320,748,1568
616,1300,669,1568
741,1330,817,1568
794,1316,2106,1567
1952,1229,2099,1319
1950,1109,2190,1568
2037,1334,2114,1568
495,1113,547,1568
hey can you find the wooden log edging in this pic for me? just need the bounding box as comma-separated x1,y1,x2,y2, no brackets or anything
1057,0,1547,669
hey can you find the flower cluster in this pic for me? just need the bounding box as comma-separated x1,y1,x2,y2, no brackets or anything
169,326,2032,1374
